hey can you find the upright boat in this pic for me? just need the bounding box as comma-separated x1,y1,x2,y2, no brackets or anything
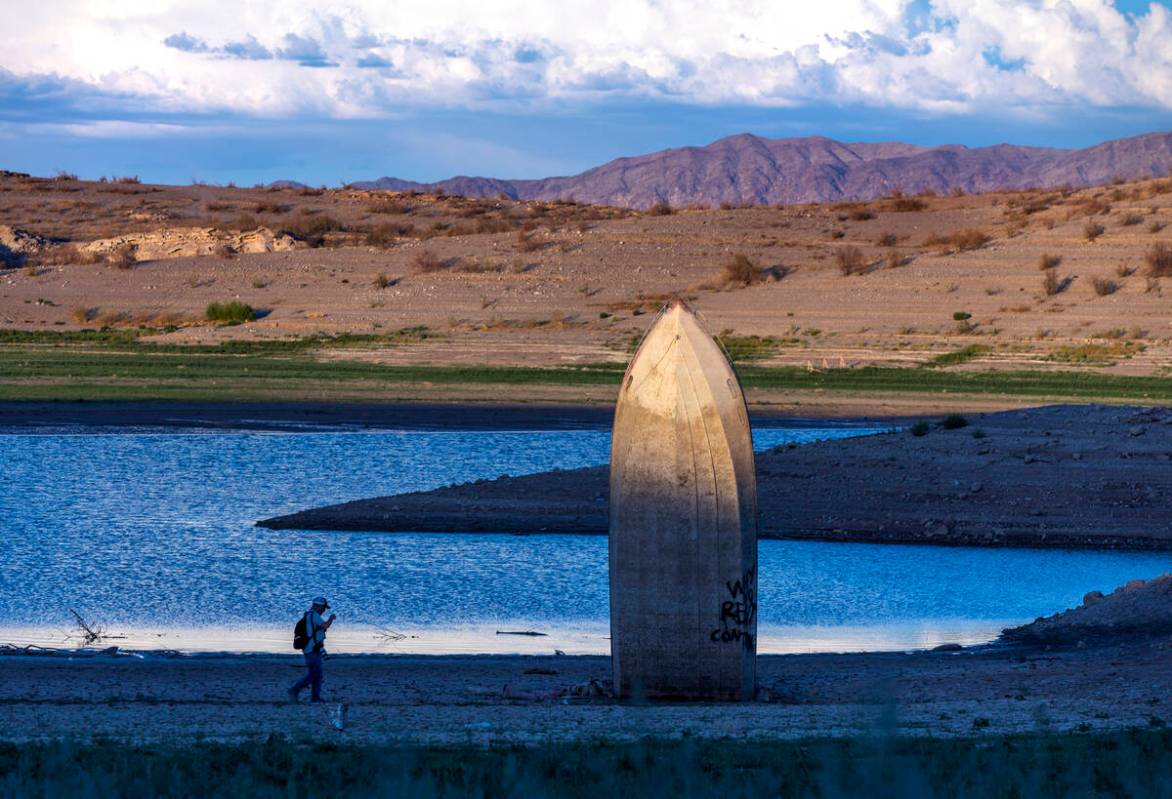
609,300,758,701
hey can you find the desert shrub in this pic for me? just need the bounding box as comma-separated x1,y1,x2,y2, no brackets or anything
1042,269,1068,296
1145,242,1172,277
941,414,968,430
909,422,930,437
849,209,877,221
29,245,100,267
365,223,404,248
924,229,990,252
205,301,255,322
412,250,445,273
951,229,990,251
1149,221,1165,234
877,232,898,247
515,230,541,252
1120,213,1144,226
1084,221,1105,241
1091,277,1119,296
104,243,137,270
647,201,674,216
212,244,236,260
1116,264,1137,278
366,198,413,215
253,201,291,214
1038,253,1061,270
889,197,927,212
227,213,259,231
70,306,97,324
835,246,868,275
710,253,770,289
277,211,344,246
474,217,512,234
952,311,971,321
372,272,391,289
831,230,846,239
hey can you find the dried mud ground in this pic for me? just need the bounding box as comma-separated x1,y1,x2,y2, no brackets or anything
2,638,1169,746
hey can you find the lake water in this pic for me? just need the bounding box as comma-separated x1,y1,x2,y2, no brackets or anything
2,423,1169,655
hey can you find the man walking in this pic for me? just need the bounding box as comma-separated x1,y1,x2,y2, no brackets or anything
289,596,335,704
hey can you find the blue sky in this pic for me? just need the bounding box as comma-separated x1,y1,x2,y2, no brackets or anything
3,0,1172,185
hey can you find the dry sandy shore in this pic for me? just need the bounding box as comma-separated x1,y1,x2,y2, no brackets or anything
262,403,1172,550
1,639,1168,745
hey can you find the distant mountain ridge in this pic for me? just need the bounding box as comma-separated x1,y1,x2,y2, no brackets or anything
347,131,1172,208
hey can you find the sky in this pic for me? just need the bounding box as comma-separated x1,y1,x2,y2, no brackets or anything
3,0,1172,186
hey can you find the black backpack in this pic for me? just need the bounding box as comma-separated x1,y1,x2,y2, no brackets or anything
293,613,311,651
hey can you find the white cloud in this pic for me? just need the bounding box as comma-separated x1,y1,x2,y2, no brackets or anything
4,0,1172,119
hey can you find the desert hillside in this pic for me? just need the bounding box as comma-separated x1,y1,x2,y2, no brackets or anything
3,169,1172,379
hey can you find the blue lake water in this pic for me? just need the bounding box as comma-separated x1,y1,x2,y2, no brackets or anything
1,424,1169,654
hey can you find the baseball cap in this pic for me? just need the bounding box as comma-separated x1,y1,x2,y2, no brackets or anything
312,596,330,608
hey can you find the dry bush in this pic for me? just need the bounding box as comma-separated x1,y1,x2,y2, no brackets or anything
1042,269,1069,296
647,201,674,216
849,209,877,221
515,230,541,252
29,245,100,267
224,213,259,231
253,201,291,214
714,253,769,288
474,217,513,234
951,229,991,251
1071,197,1111,218
877,232,898,247
836,245,868,275
924,228,990,253
367,198,413,215
205,201,233,212
1116,264,1137,278
457,258,507,274
104,243,137,270
1038,253,1062,270
1149,221,1166,234
1119,213,1144,226
1144,242,1172,277
372,272,392,289
70,306,97,324
1091,277,1119,296
889,196,926,212
412,249,445,273
886,252,911,269
365,223,405,248
277,211,344,246
1083,221,1105,241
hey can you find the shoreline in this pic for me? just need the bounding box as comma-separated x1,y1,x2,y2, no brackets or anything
260,403,1172,552
1,638,1168,745
0,398,910,433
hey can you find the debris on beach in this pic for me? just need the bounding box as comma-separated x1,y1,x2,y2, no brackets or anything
67,608,112,646
495,630,547,636
1002,573,1172,644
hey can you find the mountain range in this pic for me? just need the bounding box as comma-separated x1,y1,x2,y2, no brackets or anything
343,130,1172,209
